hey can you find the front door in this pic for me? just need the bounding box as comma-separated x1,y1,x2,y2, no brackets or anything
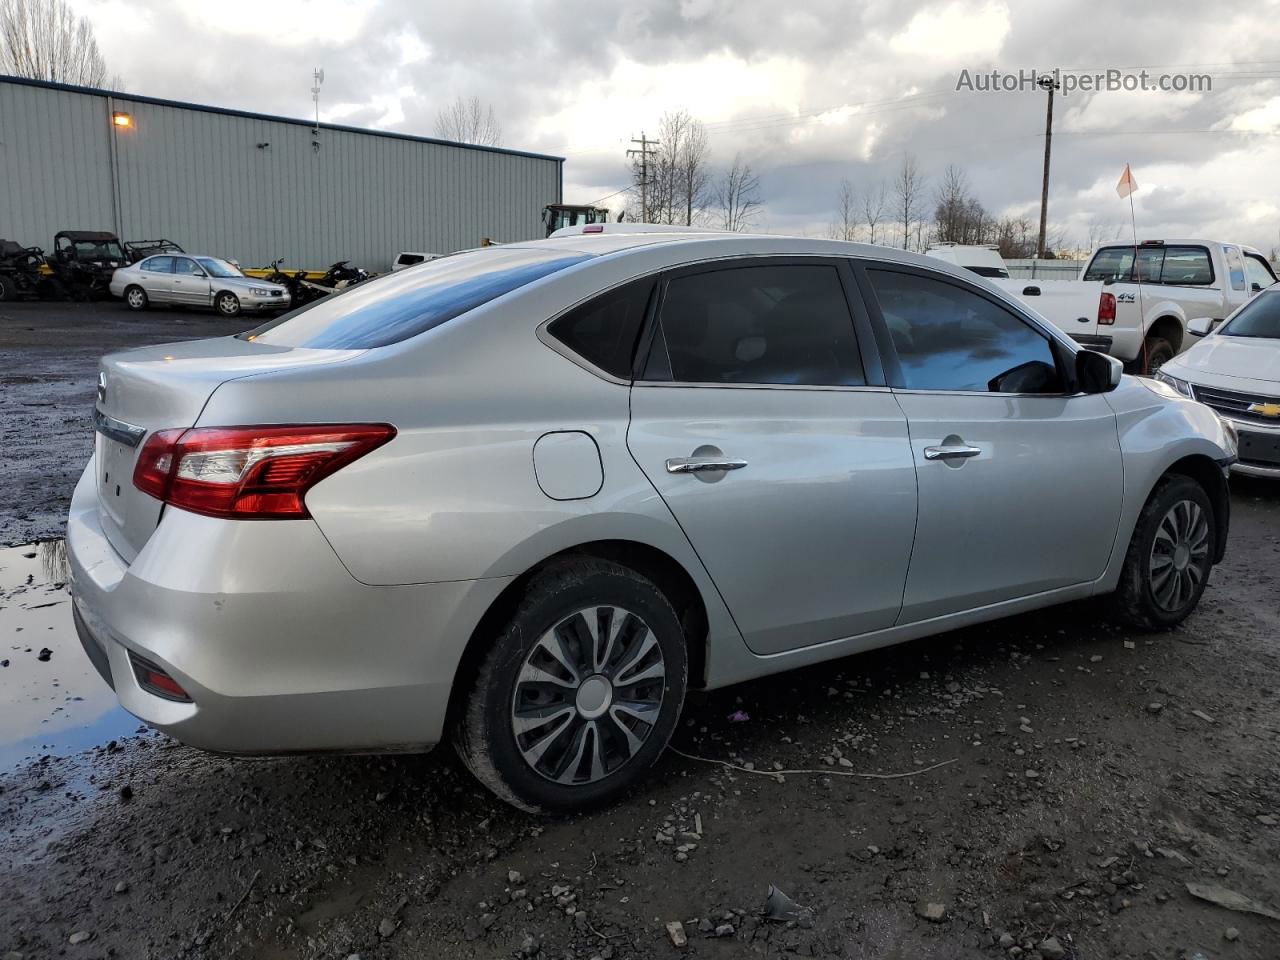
171,257,212,305
861,266,1124,623
626,260,918,655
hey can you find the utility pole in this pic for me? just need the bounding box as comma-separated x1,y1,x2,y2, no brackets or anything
1036,73,1060,260
627,132,659,222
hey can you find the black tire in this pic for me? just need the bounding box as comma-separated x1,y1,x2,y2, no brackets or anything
0,275,13,302
453,557,688,814
1143,336,1176,375
123,285,148,311
215,290,241,317
1112,475,1215,630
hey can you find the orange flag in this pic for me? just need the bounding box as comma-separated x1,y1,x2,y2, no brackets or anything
1116,164,1138,199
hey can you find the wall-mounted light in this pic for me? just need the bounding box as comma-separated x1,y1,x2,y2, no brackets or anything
111,111,132,129
256,142,270,150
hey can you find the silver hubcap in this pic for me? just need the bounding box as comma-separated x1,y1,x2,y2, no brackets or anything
1149,499,1210,612
511,605,665,785
128,290,143,307
219,295,236,313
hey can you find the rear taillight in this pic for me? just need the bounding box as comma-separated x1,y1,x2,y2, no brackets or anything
1098,291,1117,325
132,423,395,519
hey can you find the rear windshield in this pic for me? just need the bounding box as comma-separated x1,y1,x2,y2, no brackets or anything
240,248,592,349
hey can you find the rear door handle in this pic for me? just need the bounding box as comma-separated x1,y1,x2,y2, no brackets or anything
666,456,748,474
923,443,981,461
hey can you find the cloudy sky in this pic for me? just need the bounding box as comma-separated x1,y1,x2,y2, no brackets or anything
69,0,1280,253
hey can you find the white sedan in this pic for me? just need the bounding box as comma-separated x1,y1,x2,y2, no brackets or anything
1157,286,1280,477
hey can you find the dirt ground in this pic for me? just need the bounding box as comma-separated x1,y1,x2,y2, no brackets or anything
0,301,250,548
2,303,1279,960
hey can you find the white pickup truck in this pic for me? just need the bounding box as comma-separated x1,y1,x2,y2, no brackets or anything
994,240,1277,373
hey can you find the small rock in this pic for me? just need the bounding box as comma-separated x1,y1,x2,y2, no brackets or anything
1037,936,1066,959
1089,655,1103,663
508,869,524,885
1225,927,1240,941
153,844,170,861
1147,702,1164,714
666,920,688,947
377,918,397,939
1256,814,1278,827
714,923,735,937
520,933,541,956
118,784,133,802
1123,640,1136,649
998,933,1015,948
1024,769,1040,779
37,648,52,662
114,880,129,894
68,932,92,945
914,900,947,922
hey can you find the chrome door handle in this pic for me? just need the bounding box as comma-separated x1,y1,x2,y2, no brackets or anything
665,456,748,474
923,443,981,461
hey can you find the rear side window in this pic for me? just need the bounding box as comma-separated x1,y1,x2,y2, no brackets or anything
1161,246,1213,285
141,256,173,273
547,278,654,379
645,264,864,386
241,248,592,349
868,269,1063,394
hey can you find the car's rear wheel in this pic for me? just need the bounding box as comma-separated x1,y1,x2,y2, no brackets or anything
454,558,687,814
124,285,148,311
1143,336,1176,375
215,291,241,317
1113,475,1214,629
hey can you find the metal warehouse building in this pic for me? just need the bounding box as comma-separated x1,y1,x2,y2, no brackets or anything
0,76,563,272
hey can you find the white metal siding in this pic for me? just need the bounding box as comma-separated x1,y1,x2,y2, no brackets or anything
0,79,562,271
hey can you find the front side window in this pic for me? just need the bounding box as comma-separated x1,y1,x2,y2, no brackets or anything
241,248,592,349
173,258,203,276
867,269,1063,394
547,278,654,379
1245,254,1277,291
1220,291,1280,339
645,263,864,387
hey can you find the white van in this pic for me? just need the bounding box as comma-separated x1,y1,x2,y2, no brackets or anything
924,244,1010,279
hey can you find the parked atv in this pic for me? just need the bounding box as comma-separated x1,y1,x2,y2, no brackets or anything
124,238,184,263
48,230,127,300
262,258,323,307
318,260,371,290
0,240,62,302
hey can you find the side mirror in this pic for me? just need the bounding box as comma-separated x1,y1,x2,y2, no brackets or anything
1075,349,1122,394
1022,285,1041,296
1188,316,1214,337
1252,282,1263,293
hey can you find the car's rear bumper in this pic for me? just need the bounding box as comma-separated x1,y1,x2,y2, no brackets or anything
66,458,511,755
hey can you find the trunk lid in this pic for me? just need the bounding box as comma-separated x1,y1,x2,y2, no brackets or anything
93,336,361,560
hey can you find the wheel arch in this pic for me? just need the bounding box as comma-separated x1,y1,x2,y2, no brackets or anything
1146,314,1184,354
443,538,712,735
1160,453,1229,563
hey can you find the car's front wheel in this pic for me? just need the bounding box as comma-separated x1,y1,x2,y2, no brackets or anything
454,558,688,814
1113,474,1215,629
215,291,241,317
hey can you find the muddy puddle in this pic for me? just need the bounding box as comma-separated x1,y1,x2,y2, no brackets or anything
0,540,139,769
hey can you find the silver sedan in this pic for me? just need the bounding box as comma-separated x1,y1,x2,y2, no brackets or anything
109,253,289,316
70,228,1237,813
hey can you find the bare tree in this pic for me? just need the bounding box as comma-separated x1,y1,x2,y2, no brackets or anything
434,96,502,146
0,0,108,86
714,153,762,232
893,154,927,250
861,180,887,246
632,110,711,225
828,179,860,242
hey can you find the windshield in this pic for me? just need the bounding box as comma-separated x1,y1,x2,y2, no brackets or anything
1218,291,1280,339
196,257,242,278
240,247,592,349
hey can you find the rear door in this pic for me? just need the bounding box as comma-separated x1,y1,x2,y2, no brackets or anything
172,256,212,305
859,264,1123,622
138,255,174,301
626,258,918,655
